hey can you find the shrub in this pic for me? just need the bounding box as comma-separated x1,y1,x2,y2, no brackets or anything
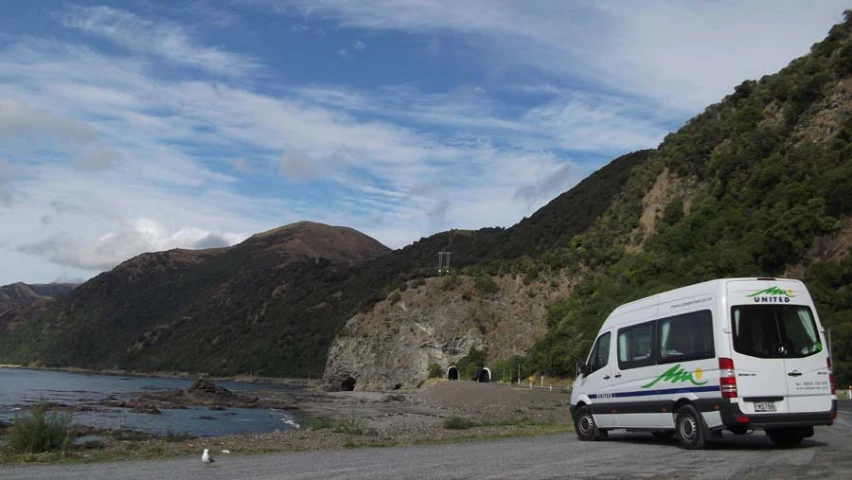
428,363,443,378
443,417,478,430
662,197,685,225
7,404,74,454
309,416,336,430
441,274,460,291
309,416,365,435
388,290,402,305
162,431,197,442
474,273,500,295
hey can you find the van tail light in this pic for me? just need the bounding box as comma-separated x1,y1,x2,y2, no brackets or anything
828,357,836,395
719,357,737,398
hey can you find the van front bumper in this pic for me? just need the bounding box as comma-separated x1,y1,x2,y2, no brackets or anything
719,399,836,429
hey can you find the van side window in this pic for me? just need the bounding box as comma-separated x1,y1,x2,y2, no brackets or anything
658,310,714,364
617,321,655,370
588,332,611,374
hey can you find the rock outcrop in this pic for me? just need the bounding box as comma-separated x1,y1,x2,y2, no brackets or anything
324,274,571,391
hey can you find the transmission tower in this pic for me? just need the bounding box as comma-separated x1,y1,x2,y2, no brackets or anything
437,251,452,276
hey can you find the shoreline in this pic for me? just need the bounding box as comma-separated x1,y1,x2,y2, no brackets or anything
0,381,574,466
0,364,321,388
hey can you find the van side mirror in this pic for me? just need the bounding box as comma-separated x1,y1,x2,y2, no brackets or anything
576,358,589,377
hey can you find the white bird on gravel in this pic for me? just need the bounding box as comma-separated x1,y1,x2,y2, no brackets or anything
221,449,230,454
202,449,215,464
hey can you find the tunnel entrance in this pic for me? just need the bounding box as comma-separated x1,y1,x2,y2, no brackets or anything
477,367,491,383
340,376,357,391
447,365,459,381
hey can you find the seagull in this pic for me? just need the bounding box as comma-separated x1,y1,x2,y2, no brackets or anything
221,449,230,454
202,449,215,464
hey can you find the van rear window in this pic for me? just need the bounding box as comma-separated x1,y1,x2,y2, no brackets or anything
731,305,822,359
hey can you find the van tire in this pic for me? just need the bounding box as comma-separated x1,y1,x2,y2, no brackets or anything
675,405,706,449
574,406,605,441
766,429,805,447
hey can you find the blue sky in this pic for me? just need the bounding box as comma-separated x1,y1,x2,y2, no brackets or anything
0,0,847,284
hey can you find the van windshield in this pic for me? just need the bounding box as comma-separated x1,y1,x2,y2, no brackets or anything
731,305,822,359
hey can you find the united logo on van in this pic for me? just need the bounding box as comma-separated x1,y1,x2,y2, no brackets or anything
641,364,708,388
746,286,795,303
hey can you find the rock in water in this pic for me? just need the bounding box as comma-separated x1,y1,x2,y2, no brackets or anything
188,376,232,395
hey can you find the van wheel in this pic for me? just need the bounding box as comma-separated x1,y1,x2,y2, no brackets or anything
651,431,675,441
675,405,706,449
574,406,606,441
766,429,805,447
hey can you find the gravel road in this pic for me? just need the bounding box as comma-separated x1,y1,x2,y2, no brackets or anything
3,400,851,480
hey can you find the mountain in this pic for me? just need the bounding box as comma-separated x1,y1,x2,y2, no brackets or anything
0,282,76,311
324,12,852,390
4,13,852,388
0,222,389,376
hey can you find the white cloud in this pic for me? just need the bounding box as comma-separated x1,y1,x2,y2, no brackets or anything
18,218,247,270
0,98,96,143
9,1,840,283
267,0,848,112
0,158,17,206
231,157,251,172
338,48,347,57
1,164,276,283
0,22,660,283
279,152,316,179
61,5,260,76
76,146,122,172
294,84,669,153
353,39,367,51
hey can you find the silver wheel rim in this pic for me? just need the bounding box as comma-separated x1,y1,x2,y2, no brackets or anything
579,414,594,435
679,414,697,441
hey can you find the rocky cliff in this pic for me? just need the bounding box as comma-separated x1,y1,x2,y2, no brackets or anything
324,273,573,391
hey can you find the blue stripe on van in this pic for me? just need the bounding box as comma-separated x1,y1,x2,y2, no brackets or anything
589,385,720,399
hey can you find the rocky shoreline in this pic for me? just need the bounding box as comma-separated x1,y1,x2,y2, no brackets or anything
0,381,573,464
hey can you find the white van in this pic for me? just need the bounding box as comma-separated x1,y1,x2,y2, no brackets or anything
570,277,837,449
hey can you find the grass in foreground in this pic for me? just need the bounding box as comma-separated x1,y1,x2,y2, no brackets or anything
6,403,74,455
308,417,369,435
0,421,572,465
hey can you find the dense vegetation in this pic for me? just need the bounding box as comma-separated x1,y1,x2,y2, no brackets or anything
525,11,852,386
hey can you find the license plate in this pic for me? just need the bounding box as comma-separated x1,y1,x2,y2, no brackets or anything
754,401,777,412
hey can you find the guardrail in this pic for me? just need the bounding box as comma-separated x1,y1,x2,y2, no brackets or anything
492,381,572,393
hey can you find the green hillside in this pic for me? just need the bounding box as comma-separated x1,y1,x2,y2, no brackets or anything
526,11,852,386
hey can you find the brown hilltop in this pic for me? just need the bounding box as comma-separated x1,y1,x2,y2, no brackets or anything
241,221,390,265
